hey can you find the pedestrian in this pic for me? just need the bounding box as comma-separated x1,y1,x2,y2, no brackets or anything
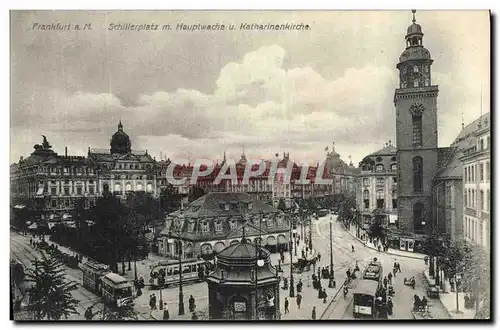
318,287,323,299
306,246,309,255
346,269,351,280
387,297,393,316
296,293,302,309
284,297,289,314
378,245,381,252
163,302,170,320
322,289,328,303
84,306,93,320
388,272,393,284
149,294,157,310
311,306,317,320
397,262,401,273
189,295,196,312
29,238,33,247
383,276,388,288
318,252,321,262
297,279,303,293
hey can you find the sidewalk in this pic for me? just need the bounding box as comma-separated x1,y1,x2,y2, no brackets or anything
343,224,426,260
423,270,476,319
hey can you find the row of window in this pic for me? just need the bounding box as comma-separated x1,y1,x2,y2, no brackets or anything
362,198,397,210
401,79,430,89
50,180,94,185
464,216,485,247
103,163,152,170
464,188,490,212
50,186,95,196
464,161,490,183
112,183,154,192
196,218,286,233
363,177,398,186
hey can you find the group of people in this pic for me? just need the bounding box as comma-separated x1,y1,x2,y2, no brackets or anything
413,295,428,312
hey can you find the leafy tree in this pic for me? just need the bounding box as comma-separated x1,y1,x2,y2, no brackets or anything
159,183,181,214
25,252,79,320
368,216,386,241
422,229,447,278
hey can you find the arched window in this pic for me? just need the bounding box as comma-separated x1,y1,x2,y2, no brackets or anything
412,115,423,146
413,202,424,232
375,164,384,172
413,157,423,192
390,163,397,172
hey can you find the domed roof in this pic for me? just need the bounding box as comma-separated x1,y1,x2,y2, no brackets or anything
399,46,431,63
217,242,270,261
110,121,131,154
406,23,423,36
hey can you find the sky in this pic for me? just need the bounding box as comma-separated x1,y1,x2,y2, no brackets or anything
10,10,490,166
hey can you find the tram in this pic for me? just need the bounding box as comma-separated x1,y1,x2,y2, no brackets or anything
362,258,383,289
101,273,135,308
353,279,379,318
81,260,110,294
148,258,212,288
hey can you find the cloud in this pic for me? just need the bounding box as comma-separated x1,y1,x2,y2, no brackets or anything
10,11,490,166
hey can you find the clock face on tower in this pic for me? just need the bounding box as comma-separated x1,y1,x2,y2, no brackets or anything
403,66,430,87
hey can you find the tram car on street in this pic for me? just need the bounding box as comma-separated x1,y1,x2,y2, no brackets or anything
148,258,212,288
362,258,383,289
353,279,379,318
101,272,135,308
81,260,111,294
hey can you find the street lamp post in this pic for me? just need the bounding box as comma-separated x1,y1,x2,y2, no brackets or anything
178,243,185,315
308,212,312,251
328,220,335,288
289,215,295,298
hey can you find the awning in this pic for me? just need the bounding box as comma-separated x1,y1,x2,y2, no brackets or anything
36,187,44,196
389,215,398,224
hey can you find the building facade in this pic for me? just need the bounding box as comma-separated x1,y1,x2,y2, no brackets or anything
460,114,491,250
357,142,398,232
159,192,290,260
10,122,157,219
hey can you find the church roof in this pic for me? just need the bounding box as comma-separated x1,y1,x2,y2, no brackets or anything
451,112,490,147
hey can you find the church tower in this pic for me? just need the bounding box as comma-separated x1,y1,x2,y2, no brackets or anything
394,10,439,234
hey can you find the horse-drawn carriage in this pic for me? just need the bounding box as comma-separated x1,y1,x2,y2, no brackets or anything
291,257,316,273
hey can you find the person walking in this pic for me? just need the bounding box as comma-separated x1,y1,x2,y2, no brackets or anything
149,293,157,310
84,306,94,320
397,262,401,273
163,302,170,320
189,295,196,312
388,272,393,285
296,293,302,309
383,276,388,288
318,252,321,262
322,289,328,304
311,306,317,320
387,297,393,316
284,297,289,314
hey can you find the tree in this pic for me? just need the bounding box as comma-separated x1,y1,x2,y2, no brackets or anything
422,229,446,278
159,183,181,214
25,252,79,320
277,198,287,211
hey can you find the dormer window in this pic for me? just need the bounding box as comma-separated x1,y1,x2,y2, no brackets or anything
215,222,222,232
202,222,209,233
224,203,230,211
230,221,237,230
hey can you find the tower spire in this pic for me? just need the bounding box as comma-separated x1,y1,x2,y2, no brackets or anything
412,9,416,24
